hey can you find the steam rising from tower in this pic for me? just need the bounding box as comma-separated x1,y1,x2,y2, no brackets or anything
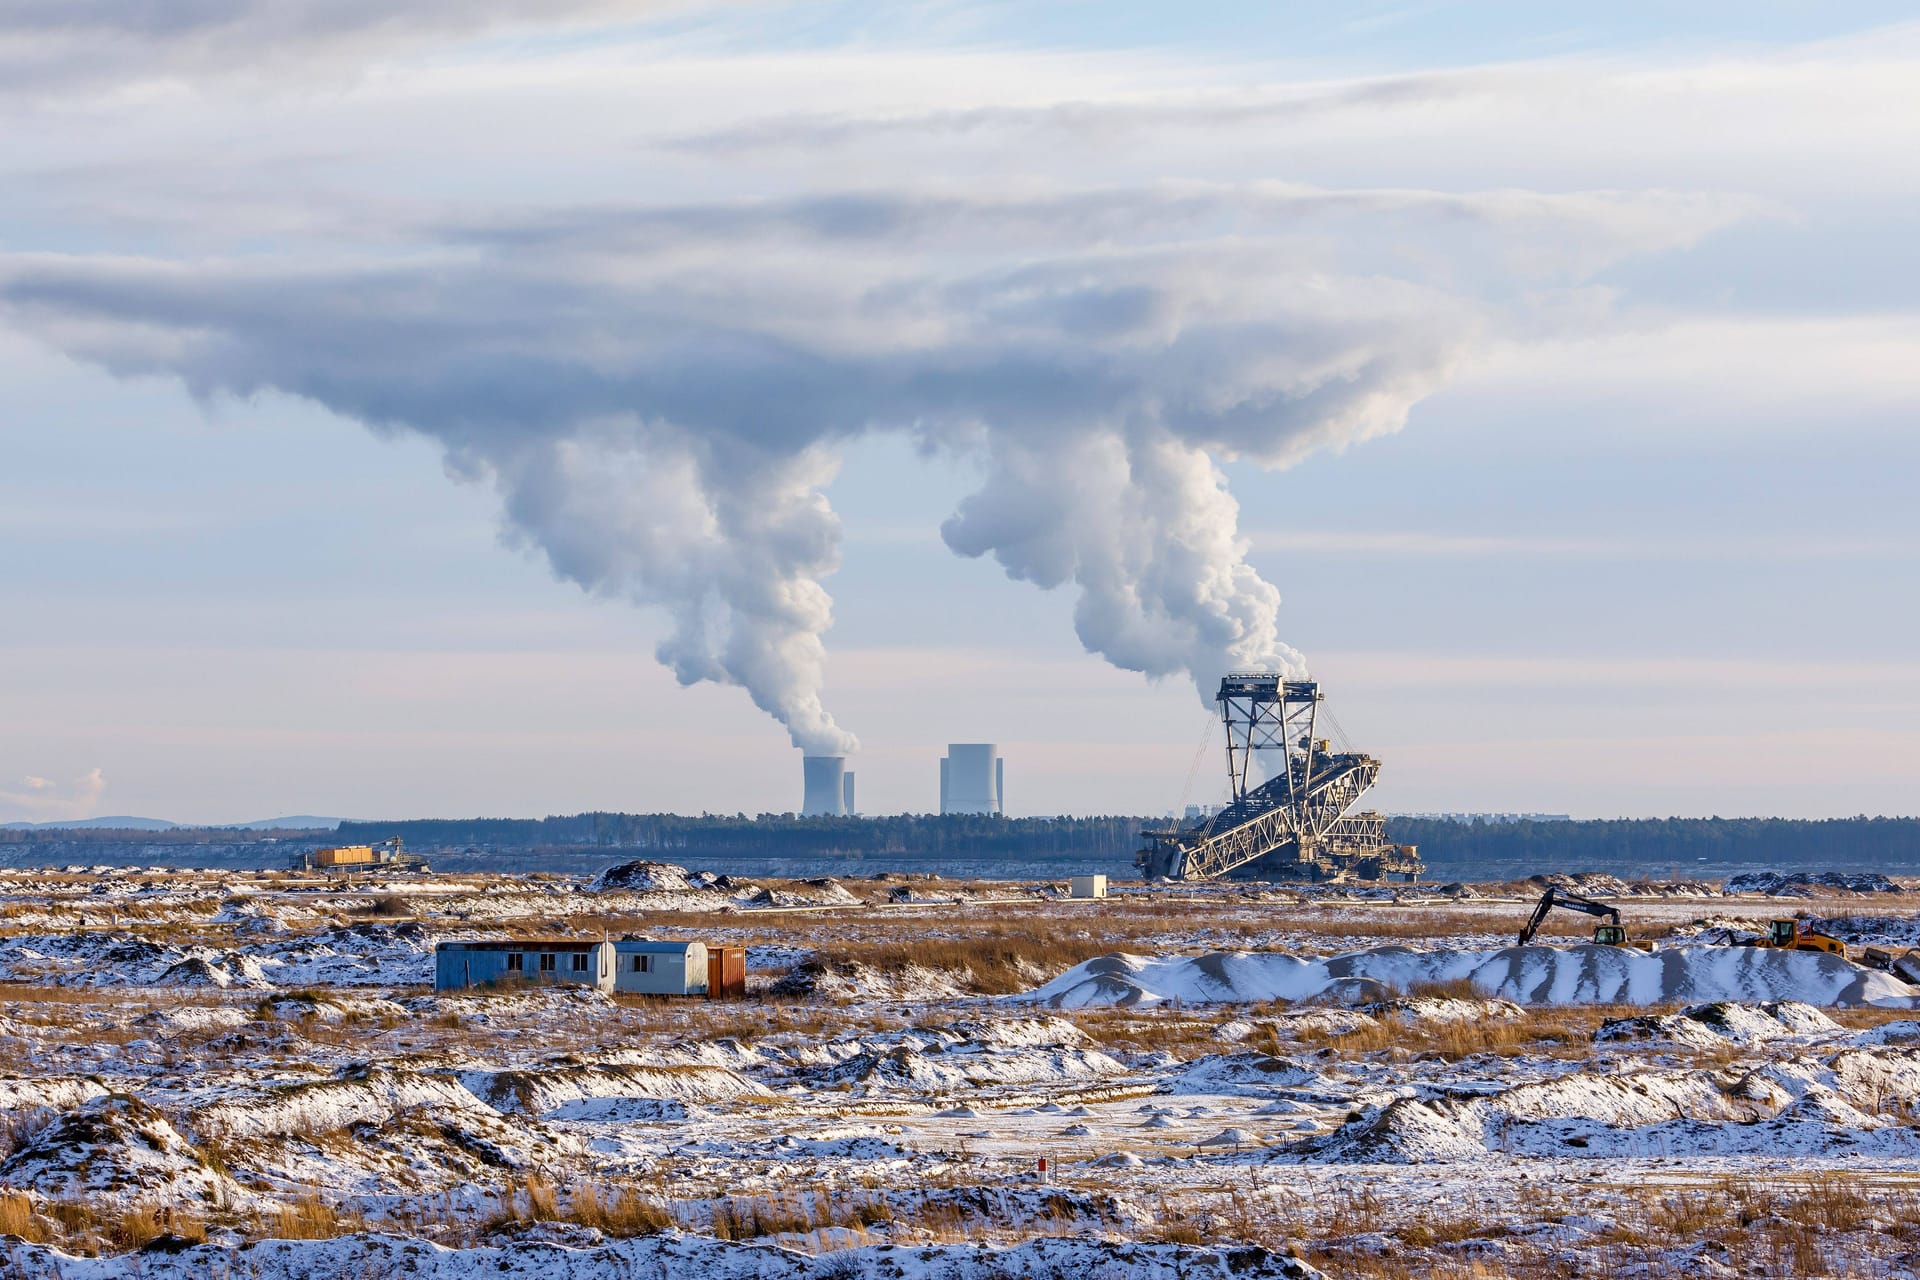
0,178,1743,752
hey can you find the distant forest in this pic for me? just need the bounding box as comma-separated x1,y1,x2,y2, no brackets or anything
2,813,1914,876
1387,816,1920,874
334,812,1148,861
327,812,1920,874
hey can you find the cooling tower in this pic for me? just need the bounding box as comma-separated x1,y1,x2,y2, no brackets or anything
802,755,847,817
843,771,856,816
941,743,1001,815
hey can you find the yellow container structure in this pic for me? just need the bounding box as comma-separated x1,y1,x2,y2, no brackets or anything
313,845,376,868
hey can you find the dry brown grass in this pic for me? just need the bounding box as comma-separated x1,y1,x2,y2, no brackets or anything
1058,1007,1235,1055
567,1185,674,1236
479,1171,559,1230
37,1199,208,1253
804,930,1126,995
1262,999,1625,1062
709,1190,828,1241
0,983,176,1006
267,1195,363,1240
1202,1170,1920,1280
0,1190,49,1242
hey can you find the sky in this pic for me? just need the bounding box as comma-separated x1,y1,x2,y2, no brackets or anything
1,3,1916,823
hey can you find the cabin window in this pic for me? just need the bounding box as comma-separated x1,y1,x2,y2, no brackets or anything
506,953,523,972
571,953,588,972
539,952,557,972
632,954,652,974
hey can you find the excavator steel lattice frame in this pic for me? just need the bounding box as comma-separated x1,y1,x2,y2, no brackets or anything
1136,674,1421,883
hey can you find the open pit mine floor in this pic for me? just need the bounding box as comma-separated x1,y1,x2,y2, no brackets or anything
7,864,1920,1277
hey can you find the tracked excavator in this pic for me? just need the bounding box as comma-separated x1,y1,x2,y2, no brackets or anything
1517,886,1655,950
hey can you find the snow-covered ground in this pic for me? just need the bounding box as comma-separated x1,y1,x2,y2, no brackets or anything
4,865,1920,1277
1027,942,1920,1008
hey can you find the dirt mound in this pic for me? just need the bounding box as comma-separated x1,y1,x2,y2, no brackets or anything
585,860,698,892
155,957,235,987
746,878,862,908
266,993,408,1023
464,1061,772,1113
1027,944,1920,1009
350,1101,558,1180
1274,1047,1920,1166
1666,916,1768,945
196,1067,492,1140
0,1076,112,1120
1299,1098,1486,1163
771,957,969,1001
911,1016,1089,1049
1596,1001,1840,1048
1,1095,241,1204
801,1040,1125,1093
1803,916,1920,948
1725,871,1902,896
1358,996,1526,1025
2,1232,1331,1280
1169,1053,1328,1095
1533,872,1717,898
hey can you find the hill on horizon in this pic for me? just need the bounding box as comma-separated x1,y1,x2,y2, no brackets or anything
0,815,343,832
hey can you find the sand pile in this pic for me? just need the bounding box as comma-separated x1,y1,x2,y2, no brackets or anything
585,860,699,893
1724,871,1902,896
1023,944,1920,1009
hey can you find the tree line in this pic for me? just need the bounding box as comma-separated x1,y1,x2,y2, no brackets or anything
1389,815,1920,871
333,812,1151,859
329,812,1920,871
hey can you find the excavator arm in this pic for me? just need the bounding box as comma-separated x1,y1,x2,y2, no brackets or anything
1517,886,1623,946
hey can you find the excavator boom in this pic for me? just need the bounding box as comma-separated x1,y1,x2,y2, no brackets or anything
1518,886,1624,946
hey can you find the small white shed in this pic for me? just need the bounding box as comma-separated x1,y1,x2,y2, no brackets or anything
1069,874,1108,899
612,939,710,996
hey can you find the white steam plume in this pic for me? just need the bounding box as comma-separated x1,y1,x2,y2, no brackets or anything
0,184,1747,743
943,430,1303,704
481,421,855,754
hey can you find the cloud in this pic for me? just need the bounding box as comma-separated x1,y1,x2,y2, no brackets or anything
1245,529,1920,561
0,0,704,97
0,178,1742,742
0,767,106,821
665,73,1480,154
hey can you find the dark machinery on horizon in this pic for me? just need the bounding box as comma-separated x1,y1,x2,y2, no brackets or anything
289,837,428,875
1517,885,1655,949
1136,674,1421,883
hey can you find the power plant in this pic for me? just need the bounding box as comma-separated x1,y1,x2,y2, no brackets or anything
801,755,855,817
941,744,1004,815
1137,674,1421,883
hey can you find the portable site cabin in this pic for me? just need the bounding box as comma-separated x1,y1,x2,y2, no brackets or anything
1070,874,1109,899
434,940,615,993
612,939,709,996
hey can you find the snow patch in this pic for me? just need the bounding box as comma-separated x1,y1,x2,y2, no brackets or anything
1,1095,244,1205
585,860,698,893
1024,945,1920,1009
0,1228,1335,1280
1724,871,1902,896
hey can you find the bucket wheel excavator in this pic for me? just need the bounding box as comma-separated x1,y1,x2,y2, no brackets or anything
1136,675,1421,883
